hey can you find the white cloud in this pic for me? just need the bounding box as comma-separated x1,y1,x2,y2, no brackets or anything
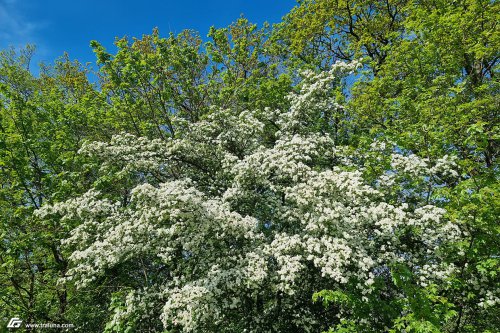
0,0,44,49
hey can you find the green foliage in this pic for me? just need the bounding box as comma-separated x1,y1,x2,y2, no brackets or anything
0,47,109,330
280,0,499,331
273,0,408,70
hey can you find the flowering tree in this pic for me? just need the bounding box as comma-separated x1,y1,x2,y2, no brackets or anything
37,61,470,332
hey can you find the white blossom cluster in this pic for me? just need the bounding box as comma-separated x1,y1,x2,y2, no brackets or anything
37,60,463,332
278,59,362,135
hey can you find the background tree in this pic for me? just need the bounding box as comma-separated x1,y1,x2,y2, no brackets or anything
0,48,110,330
349,2,499,330
272,0,408,71
0,1,498,331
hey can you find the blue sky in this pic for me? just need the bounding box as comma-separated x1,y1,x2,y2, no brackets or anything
0,0,296,68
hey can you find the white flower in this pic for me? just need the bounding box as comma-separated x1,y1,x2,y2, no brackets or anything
36,60,464,332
